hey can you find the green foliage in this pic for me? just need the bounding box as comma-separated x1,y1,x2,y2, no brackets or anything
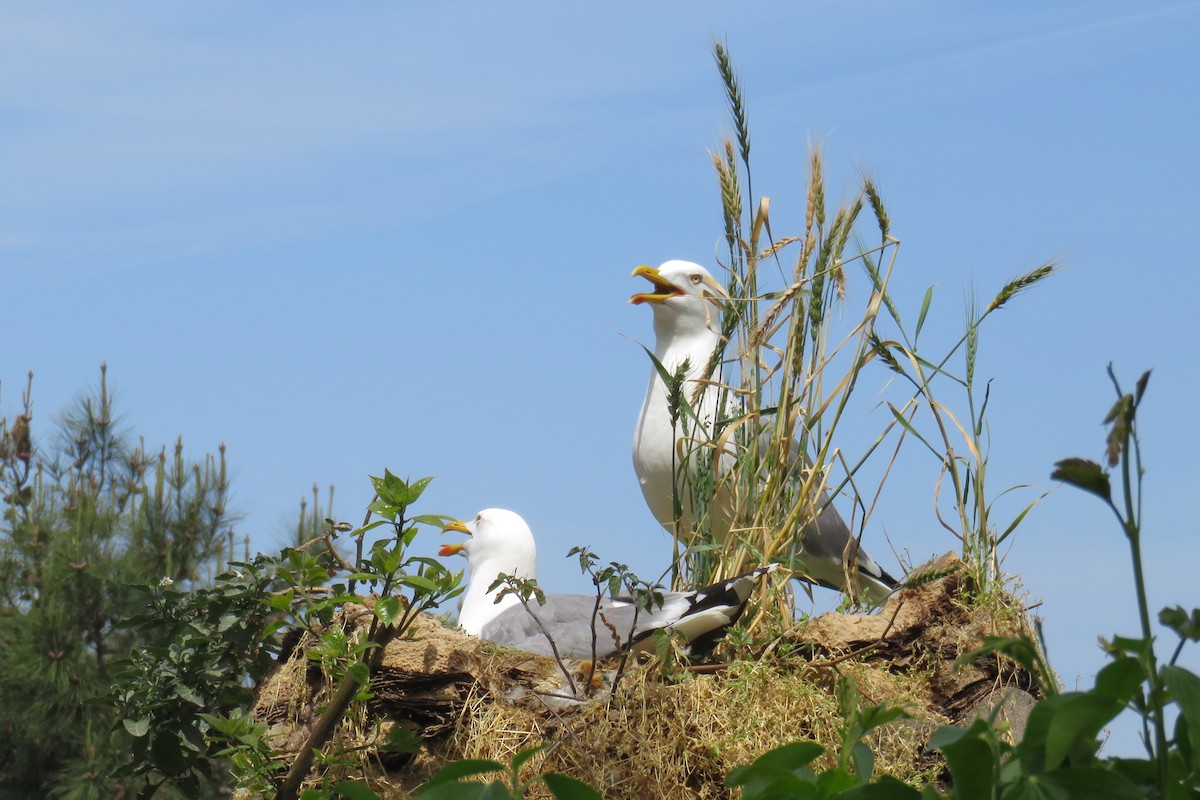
719,367,1200,798
0,366,236,798
725,682,921,800
108,468,463,800
111,558,285,796
416,745,601,800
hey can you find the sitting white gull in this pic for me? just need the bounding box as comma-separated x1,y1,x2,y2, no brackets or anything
630,260,898,603
438,508,776,659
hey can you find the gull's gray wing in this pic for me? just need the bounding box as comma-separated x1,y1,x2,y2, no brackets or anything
481,595,646,659
478,567,776,659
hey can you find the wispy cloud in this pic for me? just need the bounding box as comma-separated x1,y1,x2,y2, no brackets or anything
0,4,719,271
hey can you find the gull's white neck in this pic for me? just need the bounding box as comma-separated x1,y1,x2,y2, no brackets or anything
458,553,534,636
632,301,723,530
645,306,722,409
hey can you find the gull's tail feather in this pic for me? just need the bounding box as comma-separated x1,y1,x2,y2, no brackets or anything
634,564,780,654
780,503,900,606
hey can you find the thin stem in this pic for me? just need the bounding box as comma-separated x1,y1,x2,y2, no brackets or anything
1107,370,1168,793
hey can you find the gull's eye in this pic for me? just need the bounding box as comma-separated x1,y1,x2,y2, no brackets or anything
690,274,703,285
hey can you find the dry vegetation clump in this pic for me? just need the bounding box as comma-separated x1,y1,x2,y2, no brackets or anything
251,554,1042,798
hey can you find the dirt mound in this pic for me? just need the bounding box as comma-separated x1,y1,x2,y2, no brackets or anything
251,554,1040,798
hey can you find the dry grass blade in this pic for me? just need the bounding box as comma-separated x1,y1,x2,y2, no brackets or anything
712,145,743,252
805,148,824,241
752,278,811,348
759,236,802,261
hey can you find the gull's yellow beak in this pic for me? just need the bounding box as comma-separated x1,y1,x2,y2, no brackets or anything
439,519,471,557
630,265,729,307
629,265,682,305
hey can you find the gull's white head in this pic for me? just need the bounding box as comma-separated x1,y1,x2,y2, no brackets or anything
630,260,728,337
439,508,537,573
439,508,537,635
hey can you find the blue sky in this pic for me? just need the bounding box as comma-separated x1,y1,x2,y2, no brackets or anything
2,2,1198,756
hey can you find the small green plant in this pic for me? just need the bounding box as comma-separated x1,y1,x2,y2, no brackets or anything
725,675,917,799
112,558,285,797
870,267,1056,595
110,470,464,800
416,744,601,800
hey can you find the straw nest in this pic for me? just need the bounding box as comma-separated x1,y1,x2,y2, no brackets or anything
251,554,1040,798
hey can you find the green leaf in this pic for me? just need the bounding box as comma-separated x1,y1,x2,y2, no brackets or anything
1104,635,1152,659
371,548,402,576
150,730,188,776
331,781,384,800
347,661,371,686
265,590,295,612
1025,692,1119,770
367,499,398,521
725,740,824,789
934,721,994,798
1092,657,1145,702
405,475,434,504
381,469,409,501
175,683,203,706
850,741,874,783
1104,757,1156,787
413,513,453,527
509,744,548,773
887,402,942,459
123,717,151,738
1034,766,1141,798
837,776,922,799
1051,458,1111,502
957,635,1054,696
1164,666,1200,771
385,724,423,755
403,574,439,594
1134,370,1151,404
914,285,934,340
419,759,507,791
814,767,858,794
375,596,401,626
417,780,508,800
1173,713,1195,777
855,702,912,737
355,520,391,537
724,765,815,799
926,724,966,752
541,773,602,800
1160,606,1200,643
